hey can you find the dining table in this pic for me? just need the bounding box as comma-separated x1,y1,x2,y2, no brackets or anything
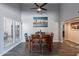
27,32,54,53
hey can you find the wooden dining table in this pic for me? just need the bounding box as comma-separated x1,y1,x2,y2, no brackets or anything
27,32,53,53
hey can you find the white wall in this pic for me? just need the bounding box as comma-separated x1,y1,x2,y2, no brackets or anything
21,4,60,42
0,3,21,54
60,3,79,42
70,29,79,44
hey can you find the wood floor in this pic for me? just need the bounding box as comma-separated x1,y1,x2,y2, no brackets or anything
3,41,79,56
59,40,79,56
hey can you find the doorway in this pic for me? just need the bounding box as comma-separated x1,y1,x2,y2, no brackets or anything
64,17,79,44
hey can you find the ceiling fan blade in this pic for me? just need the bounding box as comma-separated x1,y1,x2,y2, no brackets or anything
41,8,47,11
34,3,39,7
40,3,47,7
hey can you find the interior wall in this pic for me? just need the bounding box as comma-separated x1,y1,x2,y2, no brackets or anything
0,3,21,54
60,3,79,42
64,22,79,44
70,29,79,44
21,4,60,42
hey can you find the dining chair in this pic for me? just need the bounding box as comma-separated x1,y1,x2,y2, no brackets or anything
42,34,53,52
29,34,41,53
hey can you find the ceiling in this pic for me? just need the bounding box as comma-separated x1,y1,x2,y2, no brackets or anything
21,3,60,13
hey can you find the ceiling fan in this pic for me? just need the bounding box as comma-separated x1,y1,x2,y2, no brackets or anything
30,3,47,13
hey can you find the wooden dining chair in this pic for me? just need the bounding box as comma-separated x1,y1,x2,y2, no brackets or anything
42,34,53,52
29,34,41,53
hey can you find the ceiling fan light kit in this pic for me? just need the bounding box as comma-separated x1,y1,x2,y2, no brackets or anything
37,8,41,11
30,3,47,13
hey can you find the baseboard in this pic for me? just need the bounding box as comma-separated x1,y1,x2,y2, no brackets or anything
53,40,60,42
0,41,21,56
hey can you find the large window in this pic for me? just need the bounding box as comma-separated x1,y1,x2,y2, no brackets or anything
15,21,20,43
4,17,13,47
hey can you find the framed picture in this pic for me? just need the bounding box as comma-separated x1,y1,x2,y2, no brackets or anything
71,22,79,30
33,17,48,27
